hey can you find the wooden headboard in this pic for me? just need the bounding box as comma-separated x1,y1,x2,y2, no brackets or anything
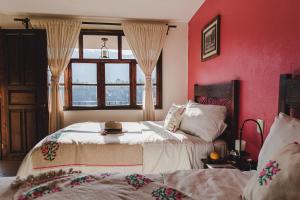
194,80,240,150
278,74,300,118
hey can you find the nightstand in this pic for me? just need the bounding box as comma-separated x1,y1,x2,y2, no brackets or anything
201,158,257,171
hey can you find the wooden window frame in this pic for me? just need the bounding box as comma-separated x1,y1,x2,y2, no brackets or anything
63,30,162,110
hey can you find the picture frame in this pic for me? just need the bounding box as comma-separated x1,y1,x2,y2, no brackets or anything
201,15,220,61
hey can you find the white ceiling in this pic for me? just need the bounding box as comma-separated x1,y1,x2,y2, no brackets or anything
0,0,205,22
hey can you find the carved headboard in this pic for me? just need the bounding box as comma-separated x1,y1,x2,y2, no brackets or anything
278,74,300,118
194,80,240,150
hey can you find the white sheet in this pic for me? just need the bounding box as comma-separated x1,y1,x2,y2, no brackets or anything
17,121,227,177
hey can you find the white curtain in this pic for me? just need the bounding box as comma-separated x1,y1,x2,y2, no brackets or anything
31,19,81,133
122,22,167,120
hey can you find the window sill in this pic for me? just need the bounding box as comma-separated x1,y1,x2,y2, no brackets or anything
63,105,162,111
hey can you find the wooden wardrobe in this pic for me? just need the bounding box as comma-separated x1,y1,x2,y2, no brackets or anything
0,29,49,160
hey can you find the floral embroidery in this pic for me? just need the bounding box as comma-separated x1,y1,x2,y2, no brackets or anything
40,132,65,161
16,173,95,200
125,174,153,189
41,141,59,161
152,187,184,200
17,183,62,200
258,160,280,186
11,169,81,189
69,175,96,187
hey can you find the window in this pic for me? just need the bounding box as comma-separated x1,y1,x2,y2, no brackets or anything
63,30,162,110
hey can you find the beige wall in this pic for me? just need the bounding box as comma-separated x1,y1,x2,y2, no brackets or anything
0,15,188,125
64,22,188,125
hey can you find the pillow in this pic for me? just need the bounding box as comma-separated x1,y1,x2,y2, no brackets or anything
179,100,227,142
243,142,300,200
164,104,186,132
257,113,300,172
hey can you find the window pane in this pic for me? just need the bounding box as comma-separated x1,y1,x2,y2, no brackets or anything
136,65,157,84
136,65,145,84
83,35,118,59
71,40,79,58
106,86,130,106
105,63,129,84
72,85,97,106
136,85,157,105
72,63,97,84
136,85,143,105
122,36,135,59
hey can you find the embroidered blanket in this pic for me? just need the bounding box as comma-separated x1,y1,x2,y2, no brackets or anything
0,169,253,200
12,171,191,200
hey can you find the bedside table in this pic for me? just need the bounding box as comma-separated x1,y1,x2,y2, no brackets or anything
201,158,257,171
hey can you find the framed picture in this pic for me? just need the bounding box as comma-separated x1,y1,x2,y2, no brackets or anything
201,15,220,61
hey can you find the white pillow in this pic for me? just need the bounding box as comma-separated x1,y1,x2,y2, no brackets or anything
243,142,300,200
164,104,186,132
179,101,227,142
257,112,300,172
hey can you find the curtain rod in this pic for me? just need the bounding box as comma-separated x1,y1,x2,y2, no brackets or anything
14,18,177,29
82,21,177,28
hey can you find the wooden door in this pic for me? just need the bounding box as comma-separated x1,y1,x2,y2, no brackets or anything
0,29,48,160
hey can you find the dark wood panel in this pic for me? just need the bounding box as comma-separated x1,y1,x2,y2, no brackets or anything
22,33,38,85
25,110,37,151
9,91,36,105
5,33,20,85
9,110,24,153
0,30,5,160
278,74,300,119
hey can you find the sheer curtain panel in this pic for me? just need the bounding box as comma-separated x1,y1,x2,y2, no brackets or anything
31,19,81,133
122,22,167,120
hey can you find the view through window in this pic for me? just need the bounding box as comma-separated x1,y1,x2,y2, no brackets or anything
62,30,162,110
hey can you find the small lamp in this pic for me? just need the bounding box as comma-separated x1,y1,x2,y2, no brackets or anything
100,38,109,59
238,119,264,156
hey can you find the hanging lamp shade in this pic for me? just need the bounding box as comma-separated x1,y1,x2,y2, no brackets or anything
100,37,109,59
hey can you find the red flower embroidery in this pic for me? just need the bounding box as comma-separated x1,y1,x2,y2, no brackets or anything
125,174,153,189
258,160,280,186
259,169,266,177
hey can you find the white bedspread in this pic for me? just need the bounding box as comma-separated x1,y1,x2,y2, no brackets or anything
17,121,226,177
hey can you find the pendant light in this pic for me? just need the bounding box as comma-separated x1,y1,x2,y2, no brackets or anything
100,38,109,59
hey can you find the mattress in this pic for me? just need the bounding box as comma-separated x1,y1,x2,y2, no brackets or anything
17,121,227,177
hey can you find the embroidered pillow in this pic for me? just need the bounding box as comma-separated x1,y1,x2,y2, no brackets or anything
179,100,227,142
243,142,300,200
257,113,300,172
164,104,186,132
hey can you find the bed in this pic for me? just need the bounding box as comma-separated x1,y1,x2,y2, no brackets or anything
16,80,240,177
0,169,252,200
1,74,300,200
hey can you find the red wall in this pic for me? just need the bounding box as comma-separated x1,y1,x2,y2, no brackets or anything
188,0,300,159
